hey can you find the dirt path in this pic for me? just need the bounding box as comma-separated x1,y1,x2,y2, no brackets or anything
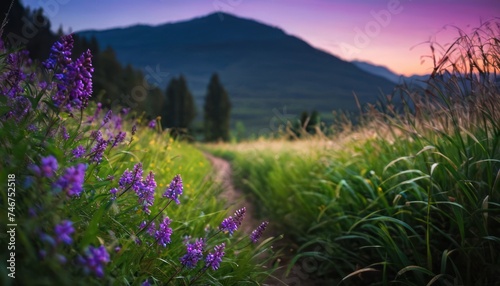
204,152,260,234
204,153,321,286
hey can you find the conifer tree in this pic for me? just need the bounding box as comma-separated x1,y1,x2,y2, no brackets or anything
204,73,231,142
162,75,196,130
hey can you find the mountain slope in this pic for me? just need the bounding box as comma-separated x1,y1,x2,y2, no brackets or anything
352,60,429,87
79,12,397,131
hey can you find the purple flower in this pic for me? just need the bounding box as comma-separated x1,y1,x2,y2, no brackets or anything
78,245,110,278
112,131,126,147
51,48,94,112
55,163,87,197
148,120,156,129
5,96,31,122
135,172,156,215
132,124,137,136
109,188,118,201
162,174,183,204
219,208,246,236
0,50,31,98
102,110,112,125
205,243,225,271
43,34,74,70
250,221,269,243
142,280,151,286
54,220,75,245
219,217,237,235
180,238,205,269
72,145,86,159
90,136,108,164
60,125,70,140
233,207,246,229
118,164,144,190
146,222,156,236
155,216,172,247
30,155,58,178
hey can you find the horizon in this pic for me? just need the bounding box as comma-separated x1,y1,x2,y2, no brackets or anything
21,0,499,76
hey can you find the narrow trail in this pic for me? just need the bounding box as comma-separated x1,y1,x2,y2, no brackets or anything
204,152,260,234
204,153,320,286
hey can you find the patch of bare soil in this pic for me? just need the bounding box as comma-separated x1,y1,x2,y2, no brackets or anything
204,153,323,286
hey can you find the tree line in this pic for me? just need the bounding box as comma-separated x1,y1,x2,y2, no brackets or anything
1,0,231,142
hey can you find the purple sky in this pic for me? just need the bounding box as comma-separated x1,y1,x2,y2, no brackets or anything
21,0,499,75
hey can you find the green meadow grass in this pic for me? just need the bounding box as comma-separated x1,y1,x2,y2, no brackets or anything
205,21,500,285
0,39,277,285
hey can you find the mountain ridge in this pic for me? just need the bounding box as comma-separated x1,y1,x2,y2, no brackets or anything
78,12,397,131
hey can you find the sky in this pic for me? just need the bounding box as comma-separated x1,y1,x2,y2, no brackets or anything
21,0,500,76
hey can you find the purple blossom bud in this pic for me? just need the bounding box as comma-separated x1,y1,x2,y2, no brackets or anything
78,245,110,278
136,172,156,215
155,216,173,247
250,221,269,243
148,120,156,129
72,145,86,159
55,163,87,197
112,131,126,147
54,220,75,245
102,110,112,125
31,155,59,178
60,125,70,140
162,174,183,204
109,188,118,201
180,238,205,268
43,34,74,70
205,243,225,271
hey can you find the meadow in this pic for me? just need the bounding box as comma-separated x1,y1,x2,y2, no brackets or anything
0,36,276,285
205,22,500,285
1,19,499,286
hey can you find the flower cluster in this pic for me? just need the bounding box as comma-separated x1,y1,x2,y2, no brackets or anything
78,245,110,278
205,243,226,271
89,131,108,163
163,174,183,204
44,34,94,112
116,163,156,214
30,156,59,178
180,238,205,269
250,221,269,243
54,220,75,245
155,216,173,247
54,163,87,197
219,207,246,235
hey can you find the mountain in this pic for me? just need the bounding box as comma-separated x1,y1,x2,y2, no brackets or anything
78,12,397,131
352,60,429,87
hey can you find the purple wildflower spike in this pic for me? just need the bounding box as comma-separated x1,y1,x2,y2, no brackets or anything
205,243,225,271
250,221,269,243
162,174,183,204
180,238,205,268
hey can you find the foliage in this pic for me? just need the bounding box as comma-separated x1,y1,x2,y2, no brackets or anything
0,35,276,285
0,0,165,120
204,73,231,142
161,75,197,134
205,20,500,285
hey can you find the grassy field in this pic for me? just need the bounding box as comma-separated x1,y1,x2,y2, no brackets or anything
0,37,277,285
204,22,500,285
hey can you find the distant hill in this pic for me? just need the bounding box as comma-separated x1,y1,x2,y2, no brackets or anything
78,12,397,132
352,60,429,87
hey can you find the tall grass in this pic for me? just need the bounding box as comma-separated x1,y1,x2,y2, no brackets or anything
206,20,500,285
0,36,277,285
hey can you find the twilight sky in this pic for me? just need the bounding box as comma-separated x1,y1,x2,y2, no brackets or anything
21,0,499,75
